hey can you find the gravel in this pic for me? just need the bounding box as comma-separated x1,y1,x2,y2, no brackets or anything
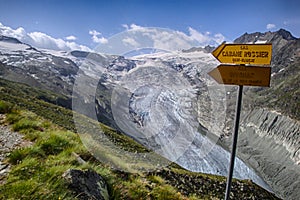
0,114,32,184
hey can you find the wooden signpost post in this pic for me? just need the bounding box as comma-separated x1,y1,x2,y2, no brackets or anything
208,42,272,200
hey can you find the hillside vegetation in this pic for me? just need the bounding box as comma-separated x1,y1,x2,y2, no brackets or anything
0,78,280,199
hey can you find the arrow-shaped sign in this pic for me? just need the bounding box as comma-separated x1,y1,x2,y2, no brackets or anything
208,64,271,87
212,43,272,65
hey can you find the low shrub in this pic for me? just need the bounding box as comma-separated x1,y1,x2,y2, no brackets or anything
12,118,41,132
39,134,71,155
8,148,27,165
9,146,45,165
0,100,13,114
5,112,22,124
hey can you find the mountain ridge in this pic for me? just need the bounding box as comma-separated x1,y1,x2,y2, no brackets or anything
235,29,298,43
0,35,22,44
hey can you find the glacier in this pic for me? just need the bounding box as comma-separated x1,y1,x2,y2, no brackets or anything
107,51,272,191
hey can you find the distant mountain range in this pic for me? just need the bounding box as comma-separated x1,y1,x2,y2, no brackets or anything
0,28,299,199
0,28,299,126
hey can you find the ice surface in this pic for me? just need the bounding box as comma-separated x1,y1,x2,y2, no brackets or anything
110,50,272,191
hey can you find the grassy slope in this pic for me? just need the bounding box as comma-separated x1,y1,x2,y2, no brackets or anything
0,78,280,199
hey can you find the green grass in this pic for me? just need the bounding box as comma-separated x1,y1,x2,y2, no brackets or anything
0,109,190,200
112,174,187,200
2,154,75,200
38,133,71,155
12,118,41,132
0,79,149,154
0,78,75,131
0,110,83,199
0,100,13,114
0,102,203,199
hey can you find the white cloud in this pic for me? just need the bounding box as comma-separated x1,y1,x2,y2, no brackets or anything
28,32,90,51
122,37,140,47
93,24,226,55
188,27,210,43
0,22,26,41
89,30,108,44
266,23,276,30
95,24,225,55
28,32,66,49
120,24,225,50
122,24,129,30
129,24,143,30
150,29,193,50
122,23,143,31
214,33,226,44
65,35,77,41
89,30,100,36
187,27,225,45
0,22,90,51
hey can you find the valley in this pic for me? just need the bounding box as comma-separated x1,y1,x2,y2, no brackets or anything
0,28,299,199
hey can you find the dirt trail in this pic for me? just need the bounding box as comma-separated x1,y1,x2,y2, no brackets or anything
0,114,32,184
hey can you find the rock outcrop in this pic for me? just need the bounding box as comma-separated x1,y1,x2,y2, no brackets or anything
63,169,109,200
228,108,300,200
150,168,281,199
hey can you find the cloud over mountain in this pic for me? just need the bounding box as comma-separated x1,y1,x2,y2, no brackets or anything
0,22,225,54
89,30,108,44
124,23,225,47
94,24,226,55
0,22,90,51
266,23,276,30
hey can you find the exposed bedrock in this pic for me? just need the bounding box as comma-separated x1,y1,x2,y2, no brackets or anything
223,108,300,200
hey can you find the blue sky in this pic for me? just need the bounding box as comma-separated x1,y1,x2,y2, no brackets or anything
0,0,299,51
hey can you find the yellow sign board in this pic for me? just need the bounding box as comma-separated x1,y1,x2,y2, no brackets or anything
208,65,271,87
212,43,272,65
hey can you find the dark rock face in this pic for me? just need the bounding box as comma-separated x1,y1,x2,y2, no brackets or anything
0,35,22,44
234,29,297,44
62,169,109,200
234,29,300,71
235,109,300,200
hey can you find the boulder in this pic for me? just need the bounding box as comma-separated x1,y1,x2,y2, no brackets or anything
63,169,109,200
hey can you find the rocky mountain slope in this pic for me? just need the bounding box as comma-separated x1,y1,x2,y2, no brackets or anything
245,30,300,120
0,29,299,199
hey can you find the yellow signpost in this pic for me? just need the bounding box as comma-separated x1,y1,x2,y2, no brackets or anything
208,65,271,87
212,43,272,65
209,43,272,200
